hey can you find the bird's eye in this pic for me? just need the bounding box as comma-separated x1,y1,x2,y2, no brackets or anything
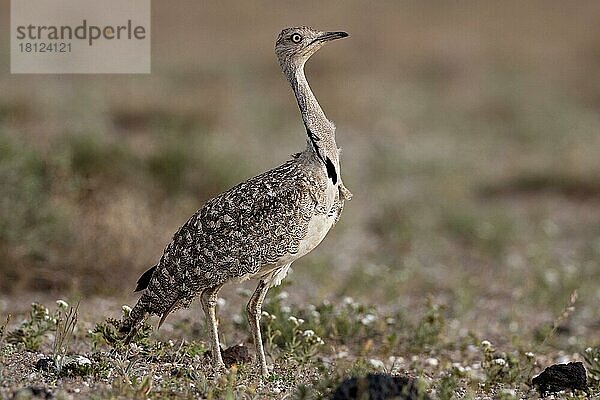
291,33,302,43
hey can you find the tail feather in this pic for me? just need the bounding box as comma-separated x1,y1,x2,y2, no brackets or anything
157,301,176,330
135,265,157,292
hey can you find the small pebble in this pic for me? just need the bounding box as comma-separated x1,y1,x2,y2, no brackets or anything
426,357,439,367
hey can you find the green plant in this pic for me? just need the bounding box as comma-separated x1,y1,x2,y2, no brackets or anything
260,290,384,356
106,350,155,399
480,340,535,387
411,299,445,351
180,340,207,358
6,302,59,351
437,371,460,400
52,300,79,374
582,347,600,386
4,300,95,377
90,306,152,350
262,312,325,363
314,298,380,343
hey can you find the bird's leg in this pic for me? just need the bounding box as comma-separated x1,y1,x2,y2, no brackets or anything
201,284,225,373
246,278,272,376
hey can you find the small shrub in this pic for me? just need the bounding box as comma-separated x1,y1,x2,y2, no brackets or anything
582,347,600,386
411,299,445,351
262,312,325,363
6,302,59,351
5,300,93,377
261,290,381,350
52,300,79,374
437,372,460,400
90,306,152,350
480,340,535,387
180,340,207,358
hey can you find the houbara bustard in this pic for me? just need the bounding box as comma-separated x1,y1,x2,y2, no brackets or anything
119,26,352,376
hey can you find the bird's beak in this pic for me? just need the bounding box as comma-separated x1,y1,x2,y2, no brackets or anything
313,31,349,44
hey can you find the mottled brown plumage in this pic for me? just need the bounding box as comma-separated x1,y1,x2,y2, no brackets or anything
120,26,351,376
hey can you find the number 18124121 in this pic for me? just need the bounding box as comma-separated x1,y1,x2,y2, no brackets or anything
19,42,72,53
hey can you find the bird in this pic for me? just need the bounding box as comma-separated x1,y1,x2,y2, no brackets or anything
119,26,352,376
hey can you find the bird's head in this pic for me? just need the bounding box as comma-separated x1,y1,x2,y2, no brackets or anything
275,26,348,78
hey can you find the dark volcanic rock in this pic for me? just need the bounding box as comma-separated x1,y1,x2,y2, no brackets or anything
205,343,252,368
221,343,251,367
34,358,56,373
532,361,588,396
331,373,430,400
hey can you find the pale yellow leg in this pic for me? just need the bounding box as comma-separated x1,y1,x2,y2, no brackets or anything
247,278,272,376
201,284,225,373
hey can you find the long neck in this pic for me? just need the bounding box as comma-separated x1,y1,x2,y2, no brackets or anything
289,64,338,161
288,63,340,185
291,67,329,131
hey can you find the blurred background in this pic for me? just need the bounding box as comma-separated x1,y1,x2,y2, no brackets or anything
0,1,599,343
